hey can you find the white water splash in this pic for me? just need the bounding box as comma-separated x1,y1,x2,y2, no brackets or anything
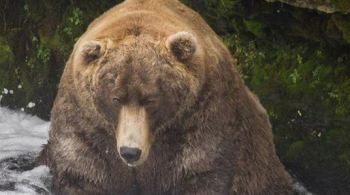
0,107,51,194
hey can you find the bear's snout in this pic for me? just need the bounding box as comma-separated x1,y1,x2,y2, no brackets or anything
120,146,142,163
117,105,151,166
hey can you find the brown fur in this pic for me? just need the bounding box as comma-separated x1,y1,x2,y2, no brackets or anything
39,0,295,194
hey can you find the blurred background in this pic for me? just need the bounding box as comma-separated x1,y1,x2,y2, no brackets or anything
0,0,349,194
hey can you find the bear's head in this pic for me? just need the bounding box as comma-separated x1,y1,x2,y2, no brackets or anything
72,32,205,166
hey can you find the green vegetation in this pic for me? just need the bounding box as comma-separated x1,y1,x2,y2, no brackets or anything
0,0,121,118
0,0,349,194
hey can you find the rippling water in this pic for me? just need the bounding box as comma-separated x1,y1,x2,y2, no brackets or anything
0,107,51,194
0,153,51,194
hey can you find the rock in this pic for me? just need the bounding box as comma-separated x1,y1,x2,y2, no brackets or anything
265,0,350,14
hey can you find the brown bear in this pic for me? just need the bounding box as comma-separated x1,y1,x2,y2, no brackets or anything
39,0,295,194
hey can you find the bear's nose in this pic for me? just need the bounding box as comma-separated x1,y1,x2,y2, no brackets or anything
120,147,142,163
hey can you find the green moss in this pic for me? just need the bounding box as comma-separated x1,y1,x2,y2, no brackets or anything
0,37,13,65
286,140,305,161
221,4,350,189
0,0,120,118
243,19,266,38
332,0,350,13
339,151,350,169
332,14,350,44
39,31,61,50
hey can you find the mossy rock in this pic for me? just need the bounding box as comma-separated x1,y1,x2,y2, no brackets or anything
266,0,350,14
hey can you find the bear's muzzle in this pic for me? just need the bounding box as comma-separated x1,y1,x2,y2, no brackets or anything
116,105,151,167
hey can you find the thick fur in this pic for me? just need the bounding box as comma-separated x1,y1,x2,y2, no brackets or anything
39,0,294,194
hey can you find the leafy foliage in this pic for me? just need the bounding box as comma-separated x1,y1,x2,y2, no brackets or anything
0,0,121,118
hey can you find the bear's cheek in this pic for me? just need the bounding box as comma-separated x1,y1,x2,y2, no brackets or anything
145,91,183,129
97,89,118,118
145,103,166,129
92,79,120,120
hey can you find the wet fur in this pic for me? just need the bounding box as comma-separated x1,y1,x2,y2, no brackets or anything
39,0,295,194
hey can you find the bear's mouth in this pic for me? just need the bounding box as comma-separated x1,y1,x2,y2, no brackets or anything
127,163,137,167
116,105,151,166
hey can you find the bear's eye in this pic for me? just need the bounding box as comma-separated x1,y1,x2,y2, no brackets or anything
112,96,122,104
141,97,158,107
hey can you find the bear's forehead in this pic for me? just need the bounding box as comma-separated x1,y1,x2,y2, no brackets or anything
119,36,158,48
103,37,164,63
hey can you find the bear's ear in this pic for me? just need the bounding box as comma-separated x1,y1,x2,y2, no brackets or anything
166,32,197,62
80,40,105,64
